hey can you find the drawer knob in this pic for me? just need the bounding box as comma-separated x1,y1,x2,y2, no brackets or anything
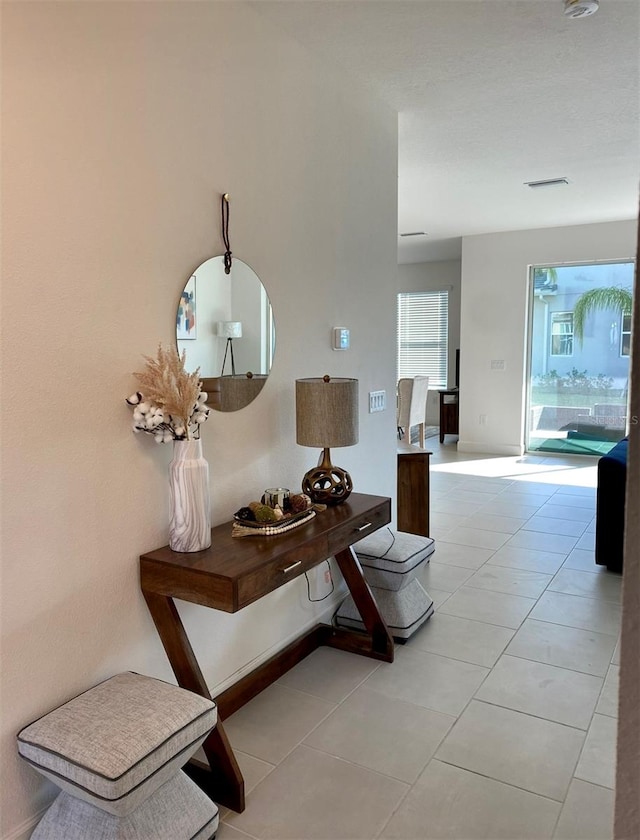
281,561,302,574
355,522,372,532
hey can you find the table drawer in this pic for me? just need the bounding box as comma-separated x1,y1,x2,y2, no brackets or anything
237,538,328,608
327,502,390,555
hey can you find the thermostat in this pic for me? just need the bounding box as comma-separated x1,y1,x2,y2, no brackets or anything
332,327,350,350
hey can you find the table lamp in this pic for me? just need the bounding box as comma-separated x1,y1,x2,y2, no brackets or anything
218,321,243,376
295,375,359,505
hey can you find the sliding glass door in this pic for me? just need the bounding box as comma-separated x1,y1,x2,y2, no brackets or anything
526,261,634,456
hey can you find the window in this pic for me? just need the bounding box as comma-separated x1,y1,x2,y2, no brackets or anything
527,260,634,455
550,312,573,356
397,291,449,388
621,313,632,357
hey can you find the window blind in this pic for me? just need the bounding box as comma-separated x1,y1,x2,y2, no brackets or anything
397,291,449,388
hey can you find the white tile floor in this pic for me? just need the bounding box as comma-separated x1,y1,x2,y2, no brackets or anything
217,441,620,840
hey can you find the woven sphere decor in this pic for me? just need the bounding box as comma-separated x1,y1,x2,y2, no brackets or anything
301,463,353,505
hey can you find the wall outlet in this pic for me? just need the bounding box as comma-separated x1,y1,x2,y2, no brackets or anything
490,359,505,370
479,414,487,425
307,565,333,600
369,390,386,412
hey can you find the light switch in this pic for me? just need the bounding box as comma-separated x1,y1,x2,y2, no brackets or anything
369,391,386,413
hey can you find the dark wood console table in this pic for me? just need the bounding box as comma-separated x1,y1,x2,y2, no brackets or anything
439,388,459,442
397,443,431,537
140,493,393,813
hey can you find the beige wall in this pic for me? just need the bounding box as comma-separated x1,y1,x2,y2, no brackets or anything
0,3,398,837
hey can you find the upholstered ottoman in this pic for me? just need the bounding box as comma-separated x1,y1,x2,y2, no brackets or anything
336,529,435,641
17,672,219,839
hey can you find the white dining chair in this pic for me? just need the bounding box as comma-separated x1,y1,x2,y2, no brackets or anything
397,375,429,447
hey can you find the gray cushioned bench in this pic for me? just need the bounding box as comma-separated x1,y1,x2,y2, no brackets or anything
336,529,435,641
18,672,219,839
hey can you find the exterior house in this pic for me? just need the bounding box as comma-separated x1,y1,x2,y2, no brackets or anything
531,263,633,385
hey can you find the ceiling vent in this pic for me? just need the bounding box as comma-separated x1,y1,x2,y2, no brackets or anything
563,0,599,18
525,178,569,188
400,231,426,237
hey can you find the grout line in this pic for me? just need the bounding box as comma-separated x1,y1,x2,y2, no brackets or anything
229,657,388,779
457,697,592,734
504,648,617,680
219,820,260,839
227,445,612,836
300,742,415,787
432,756,573,805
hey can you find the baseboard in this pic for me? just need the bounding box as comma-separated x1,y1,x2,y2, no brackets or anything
207,586,345,698
5,588,347,840
3,808,47,840
457,439,524,456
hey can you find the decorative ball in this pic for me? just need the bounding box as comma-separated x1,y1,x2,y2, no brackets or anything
253,504,279,523
289,493,312,513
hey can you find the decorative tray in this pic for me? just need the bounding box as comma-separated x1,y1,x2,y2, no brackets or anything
231,508,316,538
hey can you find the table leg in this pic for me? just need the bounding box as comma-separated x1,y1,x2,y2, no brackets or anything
142,590,245,812
185,725,244,813
329,546,394,662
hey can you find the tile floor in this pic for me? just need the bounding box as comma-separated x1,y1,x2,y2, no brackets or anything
217,441,621,840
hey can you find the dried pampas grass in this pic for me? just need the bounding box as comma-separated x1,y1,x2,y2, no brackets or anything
133,345,203,439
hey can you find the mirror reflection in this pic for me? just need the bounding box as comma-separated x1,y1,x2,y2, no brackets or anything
176,256,275,412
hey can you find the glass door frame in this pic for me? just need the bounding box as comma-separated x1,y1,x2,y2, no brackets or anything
524,257,635,456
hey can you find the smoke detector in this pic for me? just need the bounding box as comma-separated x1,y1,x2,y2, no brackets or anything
564,0,599,18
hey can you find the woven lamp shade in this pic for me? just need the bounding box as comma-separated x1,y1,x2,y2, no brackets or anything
296,377,359,448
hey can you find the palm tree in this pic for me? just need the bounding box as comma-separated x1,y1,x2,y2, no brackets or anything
533,266,558,288
573,286,633,343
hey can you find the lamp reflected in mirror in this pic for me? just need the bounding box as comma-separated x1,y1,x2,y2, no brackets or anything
218,321,243,376
175,257,275,412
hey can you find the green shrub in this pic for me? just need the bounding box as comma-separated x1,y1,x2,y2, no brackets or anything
533,369,613,394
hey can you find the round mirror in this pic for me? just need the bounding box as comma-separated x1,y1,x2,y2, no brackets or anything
176,256,275,412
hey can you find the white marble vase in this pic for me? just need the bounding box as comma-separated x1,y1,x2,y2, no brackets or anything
168,439,211,552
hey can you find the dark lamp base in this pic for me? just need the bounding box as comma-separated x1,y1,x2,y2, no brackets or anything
302,465,353,506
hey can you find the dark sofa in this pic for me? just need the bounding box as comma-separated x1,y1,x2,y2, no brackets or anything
595,437,628,573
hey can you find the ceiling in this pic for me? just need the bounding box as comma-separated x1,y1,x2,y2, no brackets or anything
251,0,640,263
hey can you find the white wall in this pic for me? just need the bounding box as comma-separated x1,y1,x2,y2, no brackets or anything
0,3,398,837
397,260,461,424
615,222,639,839
459,221,637,455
